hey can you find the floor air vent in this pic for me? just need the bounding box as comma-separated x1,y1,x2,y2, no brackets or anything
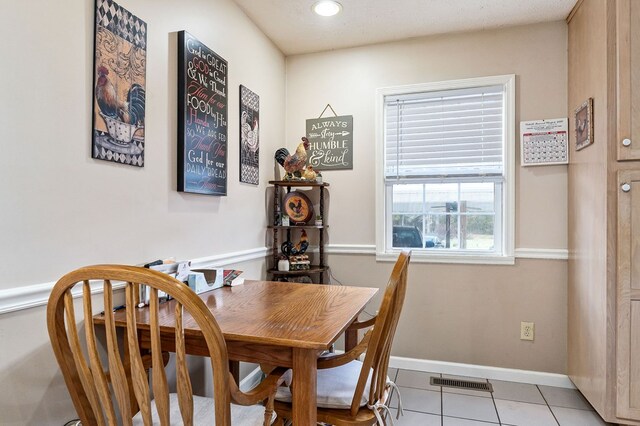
430,377,493,393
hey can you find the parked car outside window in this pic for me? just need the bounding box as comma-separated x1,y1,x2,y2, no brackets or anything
392,226,423,248
424,235,444,248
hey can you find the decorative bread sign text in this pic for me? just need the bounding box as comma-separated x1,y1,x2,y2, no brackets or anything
177,31,228,196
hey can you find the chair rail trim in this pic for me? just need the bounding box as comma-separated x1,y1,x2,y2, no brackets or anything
0,247,269,315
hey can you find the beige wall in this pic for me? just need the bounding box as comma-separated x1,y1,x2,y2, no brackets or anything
330,255,567,373
286,22,569,373
0,0,284,424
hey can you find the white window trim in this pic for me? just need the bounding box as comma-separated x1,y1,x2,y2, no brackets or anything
374,75,516,265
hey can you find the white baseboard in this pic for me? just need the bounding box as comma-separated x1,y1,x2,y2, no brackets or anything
332,351,572,388
388,355,575,389
239,357,574,390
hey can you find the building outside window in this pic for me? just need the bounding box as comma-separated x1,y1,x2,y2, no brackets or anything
375,75,515,264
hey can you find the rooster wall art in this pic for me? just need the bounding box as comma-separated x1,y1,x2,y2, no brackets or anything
95,65,146,143
96,66,146,128
91,0,147,166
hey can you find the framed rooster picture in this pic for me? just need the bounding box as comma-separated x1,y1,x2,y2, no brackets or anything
239,85,259,185
574,98,593,151
91,0,147,167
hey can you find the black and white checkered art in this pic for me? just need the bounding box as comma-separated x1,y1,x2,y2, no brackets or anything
93,130,144,166
240,85,259,185
95,0,147,50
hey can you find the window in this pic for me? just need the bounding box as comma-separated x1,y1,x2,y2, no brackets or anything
375,75,515,264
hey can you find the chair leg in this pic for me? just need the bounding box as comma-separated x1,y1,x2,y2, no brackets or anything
264,393,276,426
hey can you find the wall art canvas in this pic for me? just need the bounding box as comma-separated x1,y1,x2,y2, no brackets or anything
239,85,259,185
92,0,147,167
177,31,228,196
575,98,593,151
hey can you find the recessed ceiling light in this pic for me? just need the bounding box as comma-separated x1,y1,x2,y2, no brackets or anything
312,1,342,17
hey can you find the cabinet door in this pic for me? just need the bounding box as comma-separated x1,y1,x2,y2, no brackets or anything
617,0,640,160
617,170,640,420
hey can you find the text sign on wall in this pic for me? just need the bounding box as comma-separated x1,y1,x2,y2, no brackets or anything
177,31,228,195
305,115,353,170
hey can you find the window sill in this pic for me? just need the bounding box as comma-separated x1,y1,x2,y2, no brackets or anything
376,251,515,265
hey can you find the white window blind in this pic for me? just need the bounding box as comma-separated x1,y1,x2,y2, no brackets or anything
385,85,505,180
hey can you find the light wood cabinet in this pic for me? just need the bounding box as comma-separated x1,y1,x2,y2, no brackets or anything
617,170,640,420
617,0,640,161
568,1,640,424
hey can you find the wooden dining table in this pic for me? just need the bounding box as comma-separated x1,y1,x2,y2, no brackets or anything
97,279,377,425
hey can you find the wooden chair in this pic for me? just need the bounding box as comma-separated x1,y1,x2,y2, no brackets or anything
272,251,411,425
47,265,285,426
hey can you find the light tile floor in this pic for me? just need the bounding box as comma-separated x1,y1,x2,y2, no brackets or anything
384,368,612,426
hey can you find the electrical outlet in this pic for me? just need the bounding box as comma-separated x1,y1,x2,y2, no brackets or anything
520,321,535,341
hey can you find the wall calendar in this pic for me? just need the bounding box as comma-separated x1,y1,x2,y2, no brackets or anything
520,118,568,166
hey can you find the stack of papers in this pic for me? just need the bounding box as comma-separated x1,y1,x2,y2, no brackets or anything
188,268,244,294
137,258,245,302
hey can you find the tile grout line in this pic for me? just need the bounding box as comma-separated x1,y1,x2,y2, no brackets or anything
536,384,561,426
440,372,444,426
487,379,503,426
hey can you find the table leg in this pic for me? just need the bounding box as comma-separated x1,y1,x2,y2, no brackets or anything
229,360,240,384
292,348,317,425
345,328,358,351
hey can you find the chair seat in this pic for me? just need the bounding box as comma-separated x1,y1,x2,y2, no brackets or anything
276,360,380,409
132,393,271,425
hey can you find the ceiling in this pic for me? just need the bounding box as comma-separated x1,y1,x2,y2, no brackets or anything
231,0,577,56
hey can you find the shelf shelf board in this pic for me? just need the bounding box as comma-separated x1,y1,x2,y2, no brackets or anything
268,266,328,275
268,225,328,229
269,180,329,187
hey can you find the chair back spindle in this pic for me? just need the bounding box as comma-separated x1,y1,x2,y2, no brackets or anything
175,300,194,425
149,288,170,425
63,289,107,426
125,284,151,424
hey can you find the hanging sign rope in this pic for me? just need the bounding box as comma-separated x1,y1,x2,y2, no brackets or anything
318,103,339,118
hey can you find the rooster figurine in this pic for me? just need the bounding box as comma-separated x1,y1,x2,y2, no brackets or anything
302,165,317,181
281,230,309,256
275,137,311,180
95,65,146,126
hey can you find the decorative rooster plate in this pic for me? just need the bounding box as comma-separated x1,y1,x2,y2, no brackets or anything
283,191,314,224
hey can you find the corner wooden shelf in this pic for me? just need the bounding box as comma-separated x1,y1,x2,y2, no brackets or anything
268,180,330,187
267,180,329,284
267,225,328,230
